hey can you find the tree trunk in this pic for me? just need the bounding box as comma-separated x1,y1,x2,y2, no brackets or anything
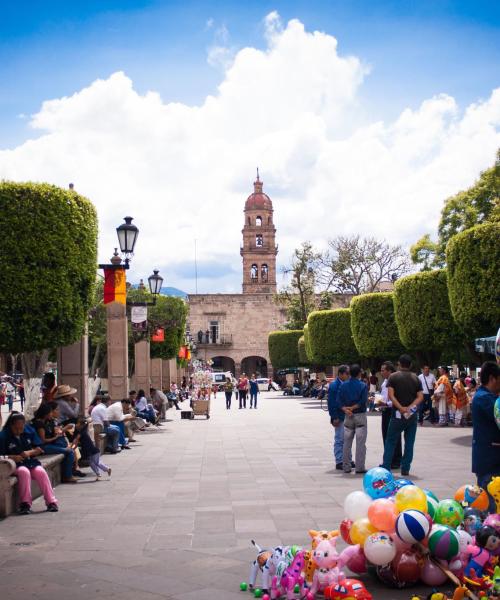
21,350,49,419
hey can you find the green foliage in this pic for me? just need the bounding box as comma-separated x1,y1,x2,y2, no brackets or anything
446,222,500,338
297,336,309,366
410,234,442,271
268,330,303,369
88,278,107,376
127,288,188,360
0,181,98,353
303,324,313,362
393,270,463,366
350,292,405,360
307,308,359,365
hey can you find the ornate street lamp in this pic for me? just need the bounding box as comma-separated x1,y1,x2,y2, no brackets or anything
116,216,139,265
148,269,164,296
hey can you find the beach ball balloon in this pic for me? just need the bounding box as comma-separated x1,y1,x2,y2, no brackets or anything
350,517,377,546
363,532,397,566
340,518,354,544
434,499,464,529
368,498,399,532
424,489,439,519
363,467,394,499
395,485,427,513
428,525,460,560
395,509,430,543
454,485,489,512
344,491,373,521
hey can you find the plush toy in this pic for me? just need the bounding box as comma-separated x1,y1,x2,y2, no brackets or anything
308,538,358,597
305,529,339,584
487,478,500,514
464,526,500,578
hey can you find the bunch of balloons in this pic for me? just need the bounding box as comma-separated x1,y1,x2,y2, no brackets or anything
338,468,499,589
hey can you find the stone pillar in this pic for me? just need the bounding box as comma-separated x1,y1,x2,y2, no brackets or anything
162,359,171,387
57,333,89,413
134,340,151,393
235,362,241,378
167,358,177,387
151,358,162,390
106,302,129,401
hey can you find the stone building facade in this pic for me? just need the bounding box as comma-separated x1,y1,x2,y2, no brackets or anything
187,174,349,378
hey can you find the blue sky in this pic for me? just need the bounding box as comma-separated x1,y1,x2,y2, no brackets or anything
1,0,499,148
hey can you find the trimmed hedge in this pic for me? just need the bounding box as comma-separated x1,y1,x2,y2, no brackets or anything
303,323,313,362
268,330,303,369
446,222,500,338
308,308,358,365
0,182,98,353
394,270,462,358
297,336,309,366
350,292,405,360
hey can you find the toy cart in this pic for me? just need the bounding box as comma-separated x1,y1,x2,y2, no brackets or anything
191,398,210,419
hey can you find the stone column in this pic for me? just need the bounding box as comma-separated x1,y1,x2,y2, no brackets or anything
162,359,171,387
235,362,241,378
168,358,177,387
106,302,129,401
151,358,162,390
134,340,151,393
57,333,89,413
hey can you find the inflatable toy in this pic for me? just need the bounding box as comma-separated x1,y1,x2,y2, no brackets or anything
395,509,430,543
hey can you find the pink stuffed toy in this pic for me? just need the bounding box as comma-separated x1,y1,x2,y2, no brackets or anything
309,537,360,597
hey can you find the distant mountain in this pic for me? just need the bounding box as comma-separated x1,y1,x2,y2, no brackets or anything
160,287,187,298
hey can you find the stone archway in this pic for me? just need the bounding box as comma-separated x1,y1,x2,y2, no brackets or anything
241,356,268,378
211,356,236,375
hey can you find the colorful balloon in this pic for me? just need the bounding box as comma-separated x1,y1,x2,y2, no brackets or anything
483,513,500,535
393,478,413,491
363,467,394,499
344,491,373,521
424,489,439,519
434,499,464,529
428,524,460,560
363,532,396,566
367,499,399,532
350,517,378,546
457,528,473,554
391,549,421,585
394,485,427,513
395,509,430,543
420,557,447,586
454,484,489,512
495,396,500,430
340,518,354,544
344,546,367,574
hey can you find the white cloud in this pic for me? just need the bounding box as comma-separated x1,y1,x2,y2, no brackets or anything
1,13,499,294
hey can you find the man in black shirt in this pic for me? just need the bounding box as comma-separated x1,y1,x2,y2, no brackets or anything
381,354,423,476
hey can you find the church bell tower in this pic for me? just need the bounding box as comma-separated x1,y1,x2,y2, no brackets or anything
241,171,278,294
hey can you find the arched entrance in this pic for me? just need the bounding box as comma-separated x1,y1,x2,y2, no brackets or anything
241,356,268,377
211,356,236,375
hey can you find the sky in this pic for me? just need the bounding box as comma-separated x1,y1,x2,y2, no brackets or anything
1,1,499,293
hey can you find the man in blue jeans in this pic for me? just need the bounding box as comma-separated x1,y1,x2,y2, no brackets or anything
472,361,500,513
327,365,350,470
382,354,423,476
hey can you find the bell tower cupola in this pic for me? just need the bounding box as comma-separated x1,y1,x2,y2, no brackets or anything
240,170,278,294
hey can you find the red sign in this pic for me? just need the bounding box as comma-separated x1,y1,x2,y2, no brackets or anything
152,328,165,342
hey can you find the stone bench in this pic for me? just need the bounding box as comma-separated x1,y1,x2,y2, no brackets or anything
0,454,63,518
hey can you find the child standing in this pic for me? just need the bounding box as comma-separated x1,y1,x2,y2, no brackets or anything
72,417,111,481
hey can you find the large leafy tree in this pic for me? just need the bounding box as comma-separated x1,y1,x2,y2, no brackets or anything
268,330,303,369
307,308,359,366
412,150,500,270
0,182,98,378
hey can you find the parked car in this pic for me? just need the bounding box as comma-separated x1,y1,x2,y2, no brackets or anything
211,371,236,391
255,378,280,391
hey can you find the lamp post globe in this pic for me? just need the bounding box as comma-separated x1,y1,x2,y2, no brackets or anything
116,216,139,261
148,269,164,296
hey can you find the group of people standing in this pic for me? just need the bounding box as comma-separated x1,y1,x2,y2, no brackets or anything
327,357,500,510
223,373,259,409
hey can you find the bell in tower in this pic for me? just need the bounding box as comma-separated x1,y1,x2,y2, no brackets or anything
240,170,278,294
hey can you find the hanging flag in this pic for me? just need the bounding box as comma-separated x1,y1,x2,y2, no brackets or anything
103,267,127,304
178,346,187,359
152,328,165,342
131,306,148,331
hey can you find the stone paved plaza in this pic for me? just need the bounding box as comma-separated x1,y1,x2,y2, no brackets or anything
0,392,472,599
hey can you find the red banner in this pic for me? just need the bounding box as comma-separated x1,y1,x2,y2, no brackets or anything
152,328,165,342
103,268,126,304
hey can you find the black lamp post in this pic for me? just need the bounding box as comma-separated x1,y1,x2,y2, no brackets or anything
116,216,139,266
128,269,164,307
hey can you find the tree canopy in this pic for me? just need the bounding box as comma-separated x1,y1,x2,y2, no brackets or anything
0,182,98,354
446,222,500,339
307,308,359,365
268,330,303,369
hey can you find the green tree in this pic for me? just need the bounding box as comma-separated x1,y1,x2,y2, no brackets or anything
350,292,405,366
297,336,309,366
393,270,463,367
303,324,313,363
412,150,500,269
0,182,98,379
446,222,500,338
88,278,107,377
307,308,359,365
268,330,303,369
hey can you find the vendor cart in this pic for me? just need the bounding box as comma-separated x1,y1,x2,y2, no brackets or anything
191,398,210,419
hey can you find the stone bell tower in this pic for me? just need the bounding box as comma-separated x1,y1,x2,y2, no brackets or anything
241,171,278,294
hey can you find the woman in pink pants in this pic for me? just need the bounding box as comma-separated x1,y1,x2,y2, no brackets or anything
0,412,58,514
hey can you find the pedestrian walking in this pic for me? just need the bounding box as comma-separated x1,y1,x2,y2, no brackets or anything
238,373,248,409
417,365,436,425
380,361,402,469
17,378,25,412
381,354,423,476
249,374,259,408
338,364,368,474
327,365,350,470
224,377,233,409
5,379,15,412
453,372,468,427
434,366,456,426
368,372,378,411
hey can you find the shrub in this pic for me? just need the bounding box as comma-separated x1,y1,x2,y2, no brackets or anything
393,270,463,366
308,308,358,365
0,182,98,353
268,330,303,369
350,292,405,360
446,222,500,338
303,323,313,362
298,336,309,366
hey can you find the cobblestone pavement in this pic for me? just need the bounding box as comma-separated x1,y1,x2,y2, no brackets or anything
0,392,472,599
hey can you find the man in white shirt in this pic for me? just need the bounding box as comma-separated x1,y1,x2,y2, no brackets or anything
380,361,402,469
91,396,120,453
106,400,134,449
418,366,436,425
